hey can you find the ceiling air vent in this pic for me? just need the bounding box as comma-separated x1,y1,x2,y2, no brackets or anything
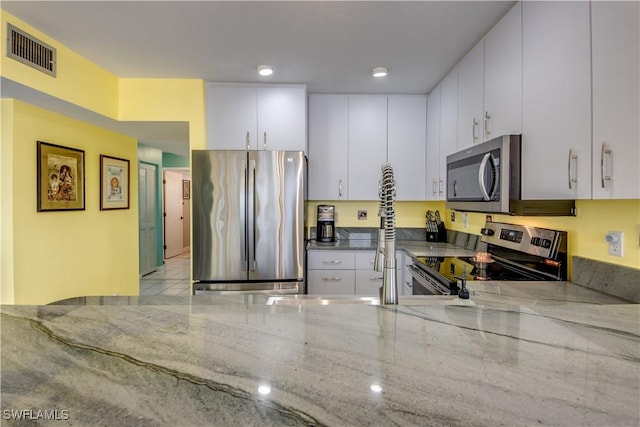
6,23,56,77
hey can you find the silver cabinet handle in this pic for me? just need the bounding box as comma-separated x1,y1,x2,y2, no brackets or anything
263,131,267,150
484,111,491,138
322,277,342,282
568,149,578,190
246,131,251,150
438,179,444,196
472,118,480,141
432,179,437,196
369,276,383,281
338,179,343,199
322,260,343,265
601,141,612,188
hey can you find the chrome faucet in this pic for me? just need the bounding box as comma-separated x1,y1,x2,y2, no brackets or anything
377,164,397,305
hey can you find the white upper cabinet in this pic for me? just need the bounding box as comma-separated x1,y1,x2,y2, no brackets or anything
308,94,349,200
348,95,388,200
591,1,640,199
457,41,484,150
309,94,427,201
426,85,442,201
206,83,306,151
456,2,522,151
439,67,459,192
483,1,522,140
522,1,592,199
206,85,257,150
256,87,307,151
388,95,427,200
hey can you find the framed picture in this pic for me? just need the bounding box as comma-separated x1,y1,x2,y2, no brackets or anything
182,179,191,199
100,155,130,210
37,141,85,211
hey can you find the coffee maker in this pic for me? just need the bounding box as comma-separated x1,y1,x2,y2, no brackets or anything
316,205,336,242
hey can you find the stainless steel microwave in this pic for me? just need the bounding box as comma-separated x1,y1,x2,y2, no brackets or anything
445,135,576,216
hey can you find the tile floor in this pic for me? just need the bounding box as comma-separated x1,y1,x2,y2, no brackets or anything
139,250,191,296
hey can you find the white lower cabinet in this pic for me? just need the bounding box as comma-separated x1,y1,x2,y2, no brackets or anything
307,251,355,295
308,250,403,296
307,269,355,295
402,254,414,296
355,252,382,296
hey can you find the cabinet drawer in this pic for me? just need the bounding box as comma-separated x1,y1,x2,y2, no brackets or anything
355,251,377,270
355,269,383,296
307,251,355,270
307,270,355,295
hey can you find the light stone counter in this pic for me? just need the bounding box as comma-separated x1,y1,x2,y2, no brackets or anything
1,282,638,426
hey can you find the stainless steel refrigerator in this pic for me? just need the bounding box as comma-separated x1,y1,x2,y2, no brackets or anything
192,150,305,294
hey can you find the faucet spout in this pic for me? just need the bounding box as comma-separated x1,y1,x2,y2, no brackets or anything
379,164,397,305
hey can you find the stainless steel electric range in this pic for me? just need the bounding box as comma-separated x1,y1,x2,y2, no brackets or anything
409,222,568,295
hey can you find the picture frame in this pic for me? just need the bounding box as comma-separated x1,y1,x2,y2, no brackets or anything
37,141,85,211
100,154,130,210
183,179,191,199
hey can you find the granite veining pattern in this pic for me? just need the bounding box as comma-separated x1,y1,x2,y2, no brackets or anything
1,285,639,426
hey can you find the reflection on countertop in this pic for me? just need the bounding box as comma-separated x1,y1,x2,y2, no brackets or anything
2,280,638,426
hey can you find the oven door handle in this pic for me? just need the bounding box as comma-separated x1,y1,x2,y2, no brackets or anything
409,264,451,295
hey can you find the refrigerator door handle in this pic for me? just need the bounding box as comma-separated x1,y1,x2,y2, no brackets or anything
240,159,248,271
248,158,257,271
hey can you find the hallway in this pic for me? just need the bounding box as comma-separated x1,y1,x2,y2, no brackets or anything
139,250,190,296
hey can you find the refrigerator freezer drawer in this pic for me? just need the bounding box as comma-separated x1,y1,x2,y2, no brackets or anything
193,281,302,295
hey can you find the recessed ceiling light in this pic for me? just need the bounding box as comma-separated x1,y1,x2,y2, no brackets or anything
372,66,388,78
257,65,273,77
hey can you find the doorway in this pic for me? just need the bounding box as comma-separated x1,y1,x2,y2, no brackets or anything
139,162,158,276
163,170,190,259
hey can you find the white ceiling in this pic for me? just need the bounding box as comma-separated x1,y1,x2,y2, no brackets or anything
2,0,516,156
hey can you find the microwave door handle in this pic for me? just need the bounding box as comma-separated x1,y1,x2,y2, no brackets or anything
478,153,498,201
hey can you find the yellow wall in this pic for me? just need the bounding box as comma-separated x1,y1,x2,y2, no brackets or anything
118,78,206,150
1,99,139,304
1,11,119,119
306,200,444,230
1,100,15,303
445,200,640,270
308,199,640,273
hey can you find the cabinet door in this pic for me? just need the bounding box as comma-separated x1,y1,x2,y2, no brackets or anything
355,270,383,296
440,68,459,195
307,250,355,270
484,1,522,140
348,95,388,200
388,95,427,200
426,86,442,200
591,1,640,199
307,270,355,295
308,94,349,200
206,85,257,149
257,86,307,152
457,41,484,150
522,1,591,199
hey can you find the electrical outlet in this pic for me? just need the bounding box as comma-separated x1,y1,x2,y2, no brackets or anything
462,212,469,228
605,231,624,257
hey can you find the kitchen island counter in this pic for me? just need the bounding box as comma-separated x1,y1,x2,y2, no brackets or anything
1,284,638,426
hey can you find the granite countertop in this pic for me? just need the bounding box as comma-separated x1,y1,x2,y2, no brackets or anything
2,282,638,426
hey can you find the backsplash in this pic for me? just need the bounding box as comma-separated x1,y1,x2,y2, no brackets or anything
572,257,639,303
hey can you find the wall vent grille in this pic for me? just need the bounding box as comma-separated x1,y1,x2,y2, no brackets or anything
6,23,56,77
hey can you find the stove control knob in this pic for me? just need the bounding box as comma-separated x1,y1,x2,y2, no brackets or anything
480,228,494,236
